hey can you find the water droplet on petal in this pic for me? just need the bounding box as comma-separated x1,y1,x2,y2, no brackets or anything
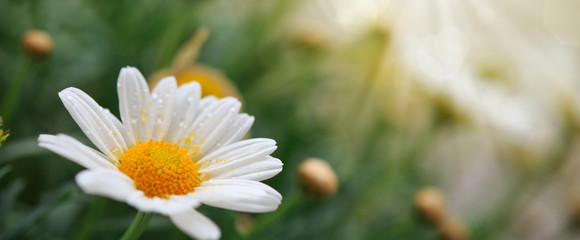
185,131,197,143
156,114,164,124
140,108,148,122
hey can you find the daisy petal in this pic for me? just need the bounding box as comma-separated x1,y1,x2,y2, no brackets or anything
148,76,176,141
183,97,241,157
38,134,116,170
197,138,277,173
126,192,200,215
191,179,282,213
102,108,134,147
118,67,151,144
75,169,136,202
166,82,202,144
169,209,221,240
209,156,283,181
197,96,219,112
59,88,128,162
204,114,254,155
172,96,218,150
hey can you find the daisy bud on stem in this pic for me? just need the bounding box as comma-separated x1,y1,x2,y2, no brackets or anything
298,158,338,198
414,187,469,240
22,30,54,59
0,30,51,125
414,187,447,224
438,216,469,240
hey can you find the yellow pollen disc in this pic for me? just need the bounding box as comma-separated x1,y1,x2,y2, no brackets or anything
117,140,201,199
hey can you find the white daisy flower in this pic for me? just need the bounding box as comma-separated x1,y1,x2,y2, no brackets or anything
38,67,283,239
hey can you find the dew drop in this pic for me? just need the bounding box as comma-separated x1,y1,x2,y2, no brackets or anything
185,131,197,143
156,114,164,124
110,146,123,159
187,96,195,103
139,108,148,122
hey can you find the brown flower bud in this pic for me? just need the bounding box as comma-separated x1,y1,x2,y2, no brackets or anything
414,187,447,223
22,30,53,59
298,158,338,198
439,216,469,240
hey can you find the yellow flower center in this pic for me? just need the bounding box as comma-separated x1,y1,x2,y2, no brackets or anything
117,140,202,199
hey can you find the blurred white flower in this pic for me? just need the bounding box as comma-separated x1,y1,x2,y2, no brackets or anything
288,0,577,152
38,67,283,239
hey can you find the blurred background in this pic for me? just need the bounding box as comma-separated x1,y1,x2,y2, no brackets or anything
1,0,580,239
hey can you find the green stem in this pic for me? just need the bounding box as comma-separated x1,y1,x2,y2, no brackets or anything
73,197,107,240
119,211,154,240
0,59,32,126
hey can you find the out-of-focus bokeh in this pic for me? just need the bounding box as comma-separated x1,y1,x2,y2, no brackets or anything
1,0,580,239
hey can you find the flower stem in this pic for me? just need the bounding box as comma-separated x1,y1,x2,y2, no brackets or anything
120,211,154,240
0,58,32,126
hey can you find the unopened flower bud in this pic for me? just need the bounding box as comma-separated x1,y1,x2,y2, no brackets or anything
414,187,447,223
439,216,469,240
22,30,53,59
298,158,338,198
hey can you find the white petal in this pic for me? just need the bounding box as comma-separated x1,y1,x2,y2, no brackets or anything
117,67,151,144
190,179,282,213
38,134,116,170
197,96,219,112
102,108,133,146
148,76,177,141
208,156,283,181
59,88,128,162
166,82,202,144
197,138,277,172
203,114,254,155
75,169,137,202
126,192,200,215
180,97,241,156
169,209,220,240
